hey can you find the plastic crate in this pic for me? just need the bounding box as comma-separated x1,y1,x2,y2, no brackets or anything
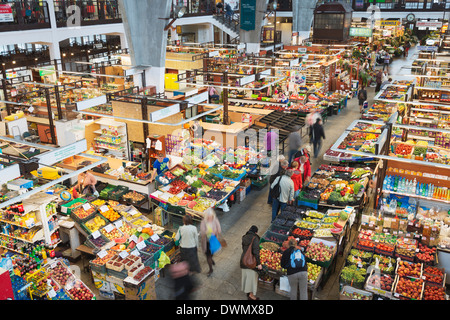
85,233,114,250
260,230,288,246
138,241,163,267
109,186,130,201
340,285,373,300
60,198,87,215
149,235,175,254
268,225,291,237
99,184,119,200
251,178,268,190
70,205,97,224
81,214,109,235
122,191,147,206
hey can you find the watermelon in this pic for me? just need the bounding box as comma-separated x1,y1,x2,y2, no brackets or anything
339,212,348,221
178,200,189,207
188,201,197,209
115,236,127,244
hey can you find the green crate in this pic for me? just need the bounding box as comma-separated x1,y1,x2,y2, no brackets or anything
109,186,130,201
99,184,119,200
81,214,109,235
60,198,87,215
70,205,97,224
260,230,288,246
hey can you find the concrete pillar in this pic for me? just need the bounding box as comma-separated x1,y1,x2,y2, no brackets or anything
119,33,128,50
118,0,172,93
292,0,317,43
48,42,62,71
239,0,269,54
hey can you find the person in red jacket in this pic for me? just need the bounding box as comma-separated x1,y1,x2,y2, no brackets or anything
290,161,303,198
293,155,311,186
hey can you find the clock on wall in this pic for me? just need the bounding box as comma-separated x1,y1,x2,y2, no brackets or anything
406,13,415,22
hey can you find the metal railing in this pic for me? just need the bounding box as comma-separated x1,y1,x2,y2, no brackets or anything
53,0,121,27
0,0,51,32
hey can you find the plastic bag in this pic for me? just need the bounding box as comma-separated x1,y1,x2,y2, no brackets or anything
209,234,222,255
158,251,171,269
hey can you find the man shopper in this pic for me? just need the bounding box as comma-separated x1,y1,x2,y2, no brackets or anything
270,169,295,222
287,125,302,164
310,118,326,159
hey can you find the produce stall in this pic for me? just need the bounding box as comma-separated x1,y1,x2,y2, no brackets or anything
256,205,356,299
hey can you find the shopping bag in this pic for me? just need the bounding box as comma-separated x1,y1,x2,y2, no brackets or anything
158,251,171,269
209,234,222,254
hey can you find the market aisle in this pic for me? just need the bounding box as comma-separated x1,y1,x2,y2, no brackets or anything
76,46,421,301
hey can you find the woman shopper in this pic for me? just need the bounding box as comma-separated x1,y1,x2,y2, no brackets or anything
175,214,201,274
240,225,262,300
358,85,368,113
290,161,303,199
281,238,308,300
200,208,222,276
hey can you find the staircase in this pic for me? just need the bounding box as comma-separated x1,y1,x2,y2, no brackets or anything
212,13,240,40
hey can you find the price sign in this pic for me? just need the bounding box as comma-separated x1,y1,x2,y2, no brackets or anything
114,220,123,228
97,250,107,259
104,224,114,233
144,223,152,229
61,206,68,214
130,209,139,216
100,205,108,213
82,203,91,211
92,231,101,239
150,234,160,242
137,241,146,250
131,249,140,257
119,251,129,259
48,289,56,298
129,235,138,243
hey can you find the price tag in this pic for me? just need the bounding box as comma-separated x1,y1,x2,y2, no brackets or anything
119,251,129,259
100,205,108,213
66,283,73,291
408,221,413,226
150,234,160,242
25,218,35,228
82,203,91,211
416,248,420,253
430,237,435,241
432,227,437,232
394,293,400,298
48,289,56,298
130,209,139,216
92,231,101,239
61,206,68,214
114,220,123,228
29,147,35,153
97,250,107,259
415,223,420,228
309,280,314,284
129,235,138,243
131,250,140,257
422,237,427,241
51,262,57,269
144,223,152,229
104,224,114,233
137,241,146,250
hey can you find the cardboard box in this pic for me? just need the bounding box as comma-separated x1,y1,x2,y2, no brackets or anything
123,270,156,300
240,178,251,188
107,275,126,295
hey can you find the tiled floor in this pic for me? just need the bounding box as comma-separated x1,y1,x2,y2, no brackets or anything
75,45,422,301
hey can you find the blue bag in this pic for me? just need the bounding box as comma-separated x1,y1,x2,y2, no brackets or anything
209,234,222,255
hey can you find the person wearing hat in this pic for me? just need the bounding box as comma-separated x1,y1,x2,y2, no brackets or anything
240,225,262,300
288,125,302,164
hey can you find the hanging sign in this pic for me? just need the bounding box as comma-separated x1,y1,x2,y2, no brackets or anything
150,104,181,122
240,0,256,31
0,4,13,23
349,27,373,37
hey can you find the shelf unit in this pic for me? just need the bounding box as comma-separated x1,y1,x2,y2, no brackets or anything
147,135,166,171
93,118,130,160
0,193,61,253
